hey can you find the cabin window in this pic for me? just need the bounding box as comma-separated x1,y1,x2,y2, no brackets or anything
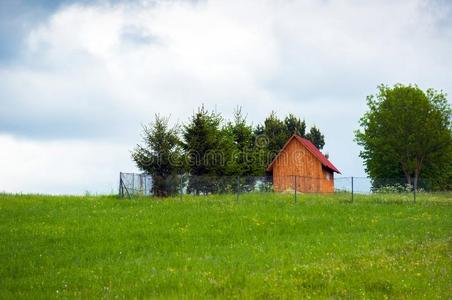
325,172,331,180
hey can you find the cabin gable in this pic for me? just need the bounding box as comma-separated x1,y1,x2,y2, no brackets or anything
268,135,339,193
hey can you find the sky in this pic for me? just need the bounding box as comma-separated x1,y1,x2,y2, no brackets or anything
0,0,451,194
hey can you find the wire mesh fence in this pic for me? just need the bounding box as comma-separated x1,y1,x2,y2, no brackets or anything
119,172,451,202
118,172,153,197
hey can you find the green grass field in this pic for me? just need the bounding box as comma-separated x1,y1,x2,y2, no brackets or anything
0,193,450,299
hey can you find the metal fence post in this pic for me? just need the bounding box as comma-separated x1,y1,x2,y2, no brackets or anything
180,175,183,201
237,175,240,202
143,174,146,196
119,172,123,198
131,174,135,196
294,175,297,203
351,176,354,203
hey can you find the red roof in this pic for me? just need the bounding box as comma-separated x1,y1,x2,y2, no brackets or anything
266,134,341,174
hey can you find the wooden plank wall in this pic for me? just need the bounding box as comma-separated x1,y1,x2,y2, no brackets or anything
272,139,334,193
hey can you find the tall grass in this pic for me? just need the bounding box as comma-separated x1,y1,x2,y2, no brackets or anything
0,192,450,298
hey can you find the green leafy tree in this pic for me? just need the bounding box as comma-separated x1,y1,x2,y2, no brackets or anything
131,115,182,197
261,112,289,159
306,126,325,150
355,84,452,191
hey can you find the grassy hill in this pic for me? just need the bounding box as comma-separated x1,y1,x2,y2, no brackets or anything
0,193,450,298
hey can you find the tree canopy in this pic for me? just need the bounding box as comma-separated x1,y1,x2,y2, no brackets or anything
306,126,325,150
355,84,452,190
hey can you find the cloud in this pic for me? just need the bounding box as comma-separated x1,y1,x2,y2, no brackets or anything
0,0,451,192
0,134,133,194
0,1,282,140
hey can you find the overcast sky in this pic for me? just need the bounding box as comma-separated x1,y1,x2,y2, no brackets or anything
0,0,451,194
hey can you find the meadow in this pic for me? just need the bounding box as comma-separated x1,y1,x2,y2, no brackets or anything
0,192,450,299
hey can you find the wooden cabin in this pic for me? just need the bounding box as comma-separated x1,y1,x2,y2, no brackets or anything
266,134,340,193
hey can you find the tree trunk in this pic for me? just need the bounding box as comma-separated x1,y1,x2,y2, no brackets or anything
413,169,419,204
401,163,411,186
404,173,412,186
413,169,419,192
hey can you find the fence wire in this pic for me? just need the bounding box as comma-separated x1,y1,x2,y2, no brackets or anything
119,172,153,197
119,173,451,202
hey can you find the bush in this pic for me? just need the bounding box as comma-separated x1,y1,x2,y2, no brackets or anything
374,183,424,193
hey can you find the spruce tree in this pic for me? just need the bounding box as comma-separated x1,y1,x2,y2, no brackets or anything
182,106,233,194
131,115,182,197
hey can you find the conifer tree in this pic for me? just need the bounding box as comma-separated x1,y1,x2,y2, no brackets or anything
182,106,234,193
131,115,182,196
